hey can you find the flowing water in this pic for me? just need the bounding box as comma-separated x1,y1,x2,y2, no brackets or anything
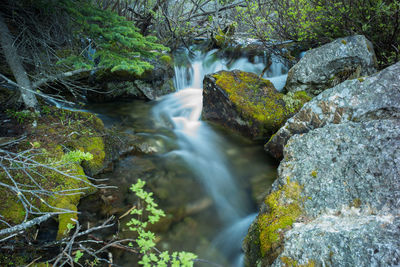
82,47,286,266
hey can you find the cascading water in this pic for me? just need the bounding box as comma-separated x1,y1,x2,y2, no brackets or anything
153,50,253,225
151,48,287,266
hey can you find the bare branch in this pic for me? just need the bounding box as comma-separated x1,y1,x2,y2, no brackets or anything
0,214,54,238
31,68,101,89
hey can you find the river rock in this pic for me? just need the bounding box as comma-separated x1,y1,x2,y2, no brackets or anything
87,57,175,102
284,35,377,96
203,70,310,139
244,119,400,266
266,61,400,160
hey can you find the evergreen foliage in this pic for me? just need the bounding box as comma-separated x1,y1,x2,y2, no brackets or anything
59,0,169,75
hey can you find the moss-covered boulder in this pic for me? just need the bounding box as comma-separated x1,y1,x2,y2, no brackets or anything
203,70,311,140
245,119,400,267
244,63,400,266
0,108,110,240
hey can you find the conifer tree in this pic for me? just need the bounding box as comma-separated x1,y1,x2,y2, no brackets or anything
60,0,169,75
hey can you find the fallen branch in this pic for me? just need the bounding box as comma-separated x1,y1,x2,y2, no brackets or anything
31,67,101,89
0,214,53,237
0,73,75,106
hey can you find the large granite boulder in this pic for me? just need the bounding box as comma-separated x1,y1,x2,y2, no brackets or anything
266,61,400,160
203,70,310,139
285,35,377,96
244,119,400,266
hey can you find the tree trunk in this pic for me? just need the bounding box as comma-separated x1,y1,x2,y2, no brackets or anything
0,12,38,110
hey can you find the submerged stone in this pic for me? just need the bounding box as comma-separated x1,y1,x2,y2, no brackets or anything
203,70,310,140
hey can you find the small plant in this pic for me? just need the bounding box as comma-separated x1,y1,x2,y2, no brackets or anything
74,250,84,263
128,179,197,267
6,109,39,124
41,105,51,115
62,150,93,164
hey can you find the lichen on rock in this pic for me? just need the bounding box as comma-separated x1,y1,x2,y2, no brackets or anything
245,118,400,266
203,70,311,139
257,179,305,262
284,35,377,96
267,61,400,160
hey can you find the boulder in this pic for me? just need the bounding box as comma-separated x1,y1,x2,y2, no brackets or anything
244,119,400,266
87,57,175,102
92,79,174,102
266,61,400,160
285,35,377,96
203,70,310,139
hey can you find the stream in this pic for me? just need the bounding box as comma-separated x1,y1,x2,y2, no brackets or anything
81,46,286,266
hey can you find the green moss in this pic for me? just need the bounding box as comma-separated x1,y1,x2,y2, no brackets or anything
311,170,318,178
341,39,347,45
0,196,25,225
37,148,95,239
257,178,305,257
0,108,104,238
67,136,105,175
0,253,28,266
212,71,310,136
160,55,172,65
283,91,311,113
56,203,78,239
213,71,310,136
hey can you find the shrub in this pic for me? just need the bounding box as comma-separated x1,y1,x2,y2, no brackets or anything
238,0,400,68
127,179,197,266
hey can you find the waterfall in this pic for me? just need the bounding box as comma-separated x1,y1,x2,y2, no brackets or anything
152,48,286,266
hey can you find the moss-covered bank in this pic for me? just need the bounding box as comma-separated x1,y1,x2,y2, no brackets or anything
0,107,108,239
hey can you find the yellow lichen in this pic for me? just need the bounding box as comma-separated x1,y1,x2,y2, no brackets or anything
281,256,316,267
212,71,310,136
352,198,362,208
311,170,318,178
257,179,305,257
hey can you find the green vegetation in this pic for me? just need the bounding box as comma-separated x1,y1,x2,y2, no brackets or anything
238,0,400,67
311,170,318,178
5,109,39,124
0,108,106,239
127,179,197,266
257,178,305,259
60,0,169,75
213,71,311,136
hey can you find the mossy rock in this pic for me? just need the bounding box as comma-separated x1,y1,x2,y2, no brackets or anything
0,108,105,240
203,70,311,140
244,178,307,266
67,136,106,176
